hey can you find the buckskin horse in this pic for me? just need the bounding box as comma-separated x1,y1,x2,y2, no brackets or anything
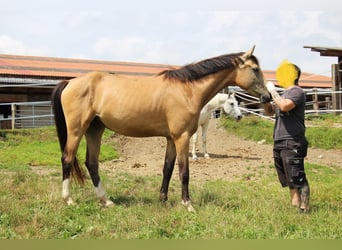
51,46,270,212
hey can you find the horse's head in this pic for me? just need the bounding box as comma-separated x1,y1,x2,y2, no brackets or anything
223,93,242,121
234,46,270,104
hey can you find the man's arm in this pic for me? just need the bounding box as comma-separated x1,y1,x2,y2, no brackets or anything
266,81,296,112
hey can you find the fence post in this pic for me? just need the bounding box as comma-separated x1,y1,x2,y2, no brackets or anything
32,103,35,127
312,88,319,114
50,104,54,125
332,64,341,114
11,103,16,130
325,97,331,110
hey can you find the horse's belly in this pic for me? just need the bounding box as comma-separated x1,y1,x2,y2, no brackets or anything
101,116,169,137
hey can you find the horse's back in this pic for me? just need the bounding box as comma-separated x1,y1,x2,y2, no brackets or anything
61,71,176,137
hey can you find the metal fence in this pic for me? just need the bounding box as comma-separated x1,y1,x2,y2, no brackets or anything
0,89,341,129
0,101,54,129
233,88,342,120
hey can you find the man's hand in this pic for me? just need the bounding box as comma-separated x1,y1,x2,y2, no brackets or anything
266,81,282,102
266,81,276,92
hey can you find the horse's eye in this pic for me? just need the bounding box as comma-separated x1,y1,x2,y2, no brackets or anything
252,67,260,73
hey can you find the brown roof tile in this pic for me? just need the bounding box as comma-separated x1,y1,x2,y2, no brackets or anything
0,54,332,88
0,54,172,78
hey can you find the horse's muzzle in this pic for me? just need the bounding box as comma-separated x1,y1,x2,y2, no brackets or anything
260,95,271,104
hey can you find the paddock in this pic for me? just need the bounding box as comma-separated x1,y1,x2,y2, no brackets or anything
0,117,341,239
0,53,337,129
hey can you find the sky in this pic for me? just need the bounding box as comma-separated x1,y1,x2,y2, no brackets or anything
1,0,341,76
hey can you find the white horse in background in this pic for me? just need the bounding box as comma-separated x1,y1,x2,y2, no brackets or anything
191,92,242,160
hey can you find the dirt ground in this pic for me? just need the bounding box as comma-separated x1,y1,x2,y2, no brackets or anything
102,119,342,182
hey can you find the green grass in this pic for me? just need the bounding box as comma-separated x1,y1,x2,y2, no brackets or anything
0,116,341,239
221,115,274,144
0,165,341,239
306,113,342,125
0,127,119,171
221,114,342,149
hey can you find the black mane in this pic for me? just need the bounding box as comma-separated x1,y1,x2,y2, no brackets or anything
158,52,252,83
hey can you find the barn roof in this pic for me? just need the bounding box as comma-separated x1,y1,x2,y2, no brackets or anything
0,54,170,78
304,45,342,58
263,70,331,88
0,53,332,88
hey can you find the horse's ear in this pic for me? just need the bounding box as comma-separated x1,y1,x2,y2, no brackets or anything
241,45,255,61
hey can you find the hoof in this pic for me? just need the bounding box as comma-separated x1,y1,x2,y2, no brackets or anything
159,193,168,202
101,199,115,208
181,200,196,213
204,154,210,159
299,207,310,214
192,155,198,160
65,197,75,206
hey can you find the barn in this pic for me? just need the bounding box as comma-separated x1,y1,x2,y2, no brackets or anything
0,53,335,129
0,54,172,128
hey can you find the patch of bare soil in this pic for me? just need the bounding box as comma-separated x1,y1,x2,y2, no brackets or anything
103,119,342,182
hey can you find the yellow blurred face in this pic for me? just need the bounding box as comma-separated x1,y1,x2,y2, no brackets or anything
276,60,298,89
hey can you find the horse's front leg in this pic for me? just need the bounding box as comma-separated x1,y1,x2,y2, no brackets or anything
175,135,195,212
201,121,210,159
159,137,177,202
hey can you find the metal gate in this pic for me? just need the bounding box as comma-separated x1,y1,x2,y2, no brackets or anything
0,101,54,129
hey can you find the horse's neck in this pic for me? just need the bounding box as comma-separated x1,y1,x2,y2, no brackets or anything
193,70,235,110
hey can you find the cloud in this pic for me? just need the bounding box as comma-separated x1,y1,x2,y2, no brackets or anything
205,11,240,32
0,35,50,56
93,36,163,63
295,12,342,42
64,10,103,29
278,11,342,44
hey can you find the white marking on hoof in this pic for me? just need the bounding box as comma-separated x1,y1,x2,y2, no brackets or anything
95,182,107,198
103,200,115,208
95,182,114,207
62,179,74,206
181,200,196,213
65,197,75,206
204,154,210,159
192,155,198,160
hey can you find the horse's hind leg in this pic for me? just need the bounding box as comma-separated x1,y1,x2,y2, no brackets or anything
160,137,177,202
85,117,114,207
62,133,84,206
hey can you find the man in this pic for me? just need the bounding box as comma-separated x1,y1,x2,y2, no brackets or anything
265,60,310,213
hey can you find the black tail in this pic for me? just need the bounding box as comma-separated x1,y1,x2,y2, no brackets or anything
51,81,84,184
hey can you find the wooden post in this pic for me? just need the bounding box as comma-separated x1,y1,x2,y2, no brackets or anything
312,88,319,114
325,97,331,110
11,103,16,130
331,64,341,113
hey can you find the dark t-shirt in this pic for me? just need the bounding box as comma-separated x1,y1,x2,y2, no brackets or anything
274,86,306,141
